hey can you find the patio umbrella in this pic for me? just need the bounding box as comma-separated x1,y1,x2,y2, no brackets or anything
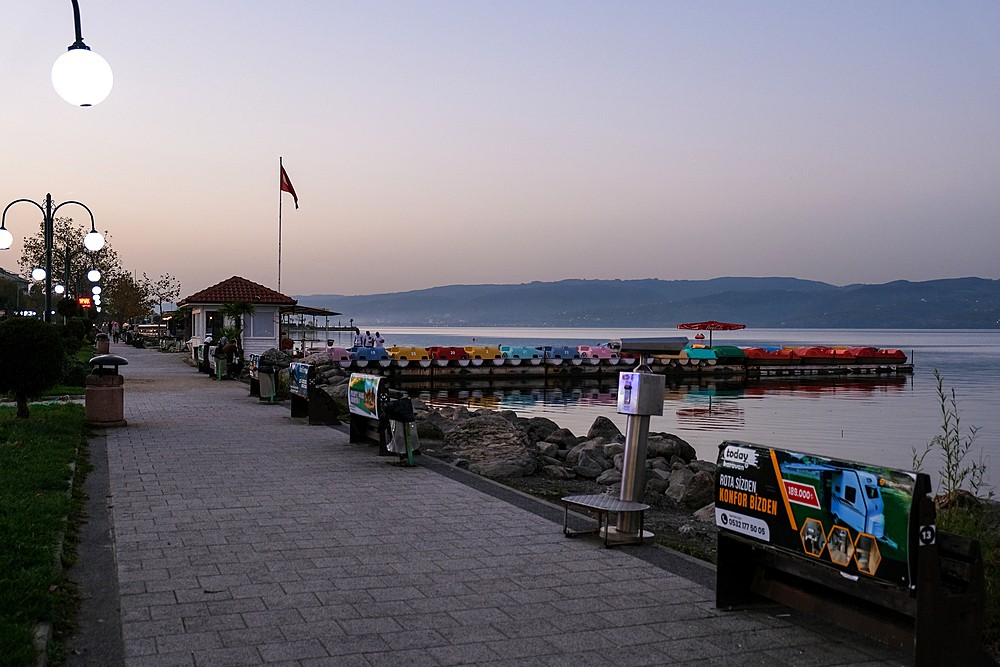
676,320,746,347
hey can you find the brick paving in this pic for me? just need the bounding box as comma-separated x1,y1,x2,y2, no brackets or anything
95,344,910,666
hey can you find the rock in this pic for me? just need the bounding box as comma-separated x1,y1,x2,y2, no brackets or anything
603,442,624,458
416,420,446,440
573,456,602,479
646,478,669,495
443,413,537,477
545,428,579,450
646,433,696,462
587,416,623,442
318,383,348,402
681,471,716,509
649,468,670,481
260,348,292,369
525,417,560,442
454,458,469,469
596,469,622,485
688,459,716,475
664,468,695,504
410,398,427,411
613,452,624,472
497,410,519,423
542,465,573,479
417,411,457,437
693,503,715,523
678,524,695,535
649,457,670,471
540,455,562,467
536,441,559,458
565,440,609,467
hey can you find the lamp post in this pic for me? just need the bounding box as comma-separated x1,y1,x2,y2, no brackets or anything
51,0,113,106
0,193,105,323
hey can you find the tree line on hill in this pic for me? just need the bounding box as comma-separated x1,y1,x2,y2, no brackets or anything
296,277,1000,328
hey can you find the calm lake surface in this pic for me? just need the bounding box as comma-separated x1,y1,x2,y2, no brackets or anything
330,327,1000,491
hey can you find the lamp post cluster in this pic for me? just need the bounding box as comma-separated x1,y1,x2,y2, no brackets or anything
1,194,105,323
2,2,113,319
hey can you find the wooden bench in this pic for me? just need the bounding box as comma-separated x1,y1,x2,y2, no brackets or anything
561,494,650,547
714,440,990,666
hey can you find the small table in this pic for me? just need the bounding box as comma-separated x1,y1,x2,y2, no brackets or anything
561,494,651,547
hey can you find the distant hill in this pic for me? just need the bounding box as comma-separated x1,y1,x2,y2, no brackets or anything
294,277,1000,328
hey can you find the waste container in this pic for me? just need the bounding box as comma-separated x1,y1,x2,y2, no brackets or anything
95,332,110,354
86,354,128,427
258,367,277,403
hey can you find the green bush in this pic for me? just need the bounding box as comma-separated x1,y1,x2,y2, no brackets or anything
0,318,66,419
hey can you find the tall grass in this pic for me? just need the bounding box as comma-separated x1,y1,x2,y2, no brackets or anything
0,404,88,667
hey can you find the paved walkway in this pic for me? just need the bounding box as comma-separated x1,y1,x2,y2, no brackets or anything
70,344,909,667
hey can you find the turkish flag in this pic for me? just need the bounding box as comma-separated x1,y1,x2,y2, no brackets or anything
280,165,299,209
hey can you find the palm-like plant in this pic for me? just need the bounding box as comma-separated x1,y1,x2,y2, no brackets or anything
219,300,255,367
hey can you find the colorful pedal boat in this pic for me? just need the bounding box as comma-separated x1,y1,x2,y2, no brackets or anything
577,345,619,364
500,345,544,365
742,347,800,365
464,346,504,366
428,346,470,366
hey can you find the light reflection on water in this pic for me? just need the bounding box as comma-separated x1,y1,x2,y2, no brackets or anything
370,327,1000,490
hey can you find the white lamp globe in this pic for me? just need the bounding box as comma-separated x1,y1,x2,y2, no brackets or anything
52,48,113,107
88,269,101,282
92,285,102,295
96,306,102,313
93,295,101,305
32,268,46,281
84,230,105,251
54,284,65,295
0,228,12,249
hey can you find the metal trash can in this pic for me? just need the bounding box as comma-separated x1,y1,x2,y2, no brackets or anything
95,332,110,354
258,367,277,403
86,354,128,428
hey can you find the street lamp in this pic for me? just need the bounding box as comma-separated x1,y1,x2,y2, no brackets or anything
51,0,113,107
0,193,105,323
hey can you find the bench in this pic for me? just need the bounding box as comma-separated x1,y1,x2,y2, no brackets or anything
561,494,650,547
714,440,990,666
288,362,340,425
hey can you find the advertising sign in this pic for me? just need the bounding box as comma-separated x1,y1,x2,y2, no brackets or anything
247,354,260,380
289,363,310,398
715,440,921,588
348,374,384,419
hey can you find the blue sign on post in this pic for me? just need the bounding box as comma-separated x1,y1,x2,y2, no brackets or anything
289,362,310,398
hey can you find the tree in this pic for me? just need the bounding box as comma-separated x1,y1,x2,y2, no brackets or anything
0,317,67,418
144,272,181,335
102,272,153,324
220,301,255,367
19,216,122,301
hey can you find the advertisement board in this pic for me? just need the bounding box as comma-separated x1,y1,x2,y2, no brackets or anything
289,363,310,398
348,374,385,419
715,440,921,588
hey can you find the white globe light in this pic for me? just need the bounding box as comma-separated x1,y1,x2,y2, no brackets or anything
0,228,12,250
88,269,101,282
93,295,102,305
51,48,113,107
54,284,65,294
84,230,105,251
32,268,46,281
92,285,102,295
96,306,102,313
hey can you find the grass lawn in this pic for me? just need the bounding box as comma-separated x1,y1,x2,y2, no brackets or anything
0,404,90,667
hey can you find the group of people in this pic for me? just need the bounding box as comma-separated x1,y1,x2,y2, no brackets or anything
101,321,123,343
352,329,385,348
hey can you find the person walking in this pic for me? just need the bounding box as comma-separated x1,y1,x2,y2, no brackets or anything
111,321,120,344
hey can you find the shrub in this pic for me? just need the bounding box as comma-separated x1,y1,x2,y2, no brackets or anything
0,317,66,418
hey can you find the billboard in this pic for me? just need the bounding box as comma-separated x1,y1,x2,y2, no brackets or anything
348,374,385,419
289,363,310,398
715,440,922,588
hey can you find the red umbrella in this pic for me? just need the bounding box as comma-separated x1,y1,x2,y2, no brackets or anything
676,320,746,347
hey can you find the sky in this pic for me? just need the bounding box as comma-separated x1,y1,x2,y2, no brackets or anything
1,1,998,299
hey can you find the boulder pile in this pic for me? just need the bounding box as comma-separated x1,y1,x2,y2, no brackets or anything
411,400,717,514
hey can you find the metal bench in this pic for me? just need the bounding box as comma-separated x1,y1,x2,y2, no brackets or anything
561,494,650,547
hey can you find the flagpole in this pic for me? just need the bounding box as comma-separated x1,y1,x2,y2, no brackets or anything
278,156,283,293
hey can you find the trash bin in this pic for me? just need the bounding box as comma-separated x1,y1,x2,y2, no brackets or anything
258,367,277,403
86,354,128,427
95,332,110,354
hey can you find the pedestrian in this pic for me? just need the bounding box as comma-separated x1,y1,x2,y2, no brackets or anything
353,329,364,347
374,331,385,347
364,330,374,347
112,321,120,343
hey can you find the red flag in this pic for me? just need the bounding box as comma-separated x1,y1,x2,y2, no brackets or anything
280,165,299,209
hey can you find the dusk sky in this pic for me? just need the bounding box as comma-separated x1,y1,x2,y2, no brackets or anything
2,1,998,299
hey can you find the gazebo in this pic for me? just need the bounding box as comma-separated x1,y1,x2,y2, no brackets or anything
177,276,296,357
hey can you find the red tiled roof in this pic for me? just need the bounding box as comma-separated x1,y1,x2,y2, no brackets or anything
178,276,296,306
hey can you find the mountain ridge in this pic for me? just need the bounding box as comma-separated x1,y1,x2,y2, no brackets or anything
293,277,1000,328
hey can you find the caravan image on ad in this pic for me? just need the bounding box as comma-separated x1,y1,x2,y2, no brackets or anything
715,440,919,588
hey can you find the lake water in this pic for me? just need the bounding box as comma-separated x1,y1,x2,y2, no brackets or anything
331,327,1000,492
